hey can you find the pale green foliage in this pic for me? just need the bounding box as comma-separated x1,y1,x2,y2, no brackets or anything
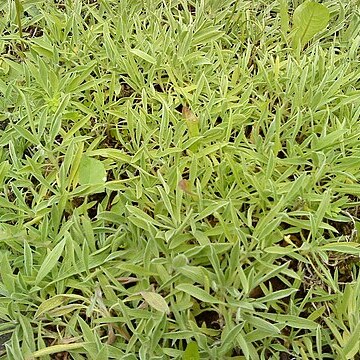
0,0,359,359
183,342,200,360
78,156,107,186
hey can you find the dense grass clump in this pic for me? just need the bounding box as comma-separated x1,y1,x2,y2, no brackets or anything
0,0,360,359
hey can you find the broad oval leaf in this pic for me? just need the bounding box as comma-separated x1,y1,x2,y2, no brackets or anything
183,342,200,360
78,156,106,186
141,291,170,314
293,1,330,49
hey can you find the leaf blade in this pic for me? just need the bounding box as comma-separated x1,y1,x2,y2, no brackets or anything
140,292,170,314
293,2,330,49
175,284,223,304
35,237,66,285
78,156,107,186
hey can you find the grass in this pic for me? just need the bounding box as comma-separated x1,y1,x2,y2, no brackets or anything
0,0,360,359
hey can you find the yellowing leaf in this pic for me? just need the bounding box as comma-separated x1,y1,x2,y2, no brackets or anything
182,106,199,137
178,179,194,195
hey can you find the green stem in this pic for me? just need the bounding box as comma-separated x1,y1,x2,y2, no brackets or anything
14,0,25,52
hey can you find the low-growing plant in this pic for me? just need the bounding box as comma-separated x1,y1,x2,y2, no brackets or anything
0,0,359,359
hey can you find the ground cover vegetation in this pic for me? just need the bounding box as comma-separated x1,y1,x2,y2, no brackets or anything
0,0,360,358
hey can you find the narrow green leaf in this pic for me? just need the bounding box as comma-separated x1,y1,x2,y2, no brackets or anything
257,288,298,302
319,242,360,255
30,343,88,357
13,125,39,145
35,237,66,284
126,205,164,228
87,149,131,163
279,0,290,33
263,314,318,330
141,292,170,314
35,296,66,319
220,323,245,354
244,314,280,335
343,322,360,358
265,246,296,254
130,49,156,64
175,284,223,304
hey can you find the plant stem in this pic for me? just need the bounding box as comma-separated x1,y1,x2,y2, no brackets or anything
14,0,25,52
